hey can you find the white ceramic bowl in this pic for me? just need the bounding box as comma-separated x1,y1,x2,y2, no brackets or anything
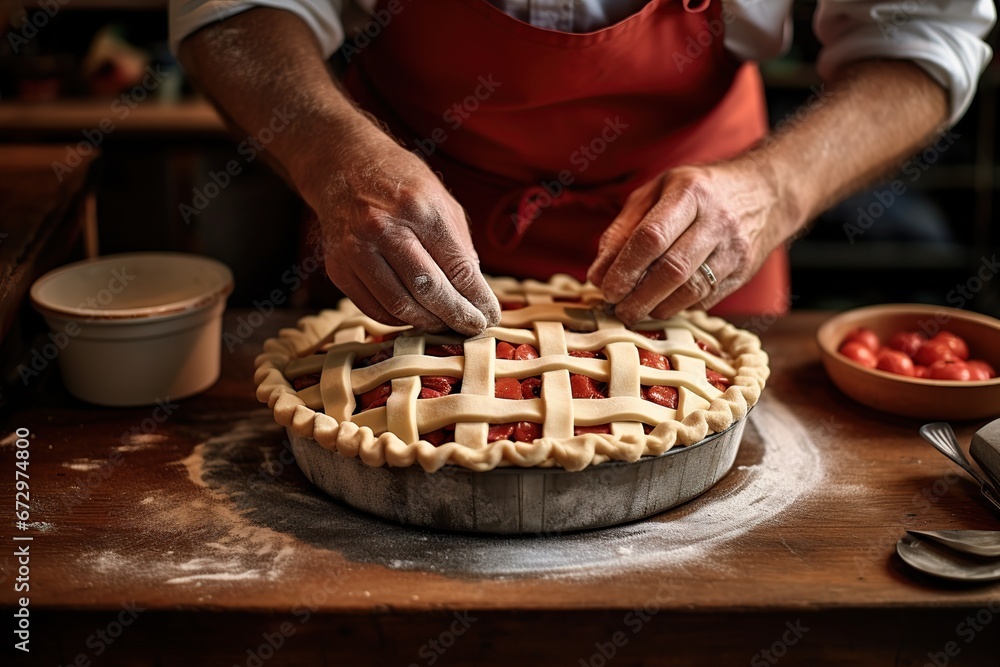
30,252,233,406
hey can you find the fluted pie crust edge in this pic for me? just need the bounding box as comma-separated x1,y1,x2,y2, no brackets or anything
254,276,769,472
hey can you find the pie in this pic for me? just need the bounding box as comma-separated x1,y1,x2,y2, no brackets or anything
255,275,769,472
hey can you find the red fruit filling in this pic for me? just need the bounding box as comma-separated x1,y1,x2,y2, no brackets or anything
571,374,607,399
496,341,540,360
514,343,539,360
355,347,392,368
638,348,671,371
355,375,462,414
515,421,542,441
706,369,731,392
293,373,321,391
697,340,723,357
569,349,607,360
358,382,391,411
419,375,461,399
486,420,545,443
642,385,679,409
420,425,456,446
574,424,612,436
496,341,516,359
485,352,544,440
425,344,464,357
347,324,734,442
494,377,522,399
487,423,517,442
499,301,526,310
521,377,542,398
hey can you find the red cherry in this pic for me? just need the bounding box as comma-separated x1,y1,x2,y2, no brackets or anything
514,344,539,360
419,376,459,399
887,331,926,358
570,374,606,399
697,340,722,357
875,349,915,377
638,348,670,371
293,373,321,391
425,344,464,357
914,341,959,366
930,332,970,360
966,360,996,381
499,301,525,310
574,424,612,435
569,350,598,358
422,375,459,391
913,365,931,379
421,429,448,445
642,385,678,409
361,348,392,366
928,360,971,381
359,382,391,410
839,341,878,368
487,423,516,442
706,369,732,392
520,377,542,399
514,421,542,442
496,341,516,360
494,377,523,399
842,327,880,353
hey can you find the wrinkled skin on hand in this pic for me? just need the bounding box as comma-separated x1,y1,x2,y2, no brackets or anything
317,132,500,335
588,162,788,324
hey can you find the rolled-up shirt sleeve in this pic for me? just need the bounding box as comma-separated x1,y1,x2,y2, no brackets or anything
814,0,996,125
169,0,345,58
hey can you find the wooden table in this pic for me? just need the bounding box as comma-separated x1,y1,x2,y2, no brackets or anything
3,311,999,666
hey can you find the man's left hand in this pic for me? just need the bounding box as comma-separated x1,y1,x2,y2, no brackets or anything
587,160,795,324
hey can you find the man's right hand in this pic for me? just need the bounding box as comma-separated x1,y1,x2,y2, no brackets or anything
309,128,500,335
177,7,498,336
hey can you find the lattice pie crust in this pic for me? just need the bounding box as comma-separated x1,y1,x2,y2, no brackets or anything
255,275,769,472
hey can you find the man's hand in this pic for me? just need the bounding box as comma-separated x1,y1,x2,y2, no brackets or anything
587,160,791,324
312,129,500,335
590,60,949,323
177,7,499,335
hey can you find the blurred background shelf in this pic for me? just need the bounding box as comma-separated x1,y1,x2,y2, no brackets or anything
21,0,168,9
790,242,974,271
0,98,224,137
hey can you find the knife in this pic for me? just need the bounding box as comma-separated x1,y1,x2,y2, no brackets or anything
970,417,1000,490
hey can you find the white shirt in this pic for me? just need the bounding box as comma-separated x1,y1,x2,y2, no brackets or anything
169,0,995,125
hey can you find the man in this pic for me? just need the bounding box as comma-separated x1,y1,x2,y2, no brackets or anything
170,0,994,335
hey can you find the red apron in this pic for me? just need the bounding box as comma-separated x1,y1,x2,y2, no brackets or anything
343,0,789,316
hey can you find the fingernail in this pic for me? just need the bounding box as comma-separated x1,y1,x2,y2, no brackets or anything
604,284,625,304
586,264,604,287
457,309,487,335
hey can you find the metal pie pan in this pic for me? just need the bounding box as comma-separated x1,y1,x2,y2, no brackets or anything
288,416,748,535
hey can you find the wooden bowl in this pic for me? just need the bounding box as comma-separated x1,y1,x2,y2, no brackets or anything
817,304,1000,421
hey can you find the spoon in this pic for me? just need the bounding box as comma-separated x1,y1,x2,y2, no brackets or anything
919,422,1000,514
907,529,1000,558
897,533,1000,582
